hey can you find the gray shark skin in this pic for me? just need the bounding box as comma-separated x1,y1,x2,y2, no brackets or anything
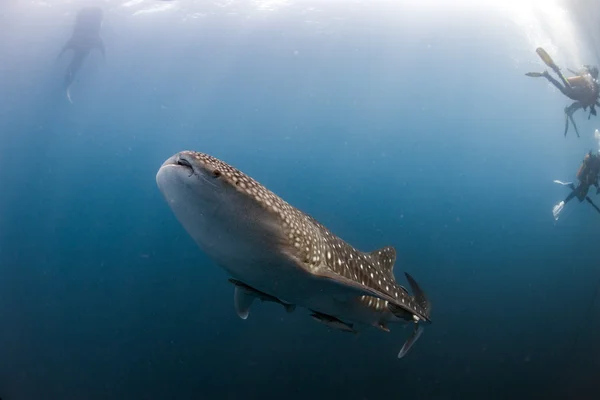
156,151,432,358
57,6,105,103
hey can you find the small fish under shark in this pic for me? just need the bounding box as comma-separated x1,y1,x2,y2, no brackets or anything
56,6,105,103
156,151,432,358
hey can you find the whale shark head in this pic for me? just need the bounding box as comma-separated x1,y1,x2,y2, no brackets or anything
156,151,285,268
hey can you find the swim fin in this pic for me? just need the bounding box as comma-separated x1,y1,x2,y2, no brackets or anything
525,72,545,77
553,201,565,220
536,47,559,71
536,47,572,89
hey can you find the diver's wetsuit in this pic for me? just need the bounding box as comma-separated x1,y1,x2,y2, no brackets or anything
564,153,600,205
543,71,599,105
553,152,600,220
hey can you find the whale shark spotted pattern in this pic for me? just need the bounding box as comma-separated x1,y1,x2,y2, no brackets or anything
156,150,432,358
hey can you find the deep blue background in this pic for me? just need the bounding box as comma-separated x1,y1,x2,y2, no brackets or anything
1,1,600,399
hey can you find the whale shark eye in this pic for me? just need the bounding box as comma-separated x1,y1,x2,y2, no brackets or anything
212,170,221,178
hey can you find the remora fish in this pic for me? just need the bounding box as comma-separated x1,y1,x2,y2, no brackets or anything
228,278,296,318
156,151,432,358
57,6,105,103
310,311,358,334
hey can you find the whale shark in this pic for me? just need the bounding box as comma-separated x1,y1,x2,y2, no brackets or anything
156,151,432,358
57,6,105,103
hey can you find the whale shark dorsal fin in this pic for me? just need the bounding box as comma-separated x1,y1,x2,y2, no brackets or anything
367,246,396,278
233,285,255,320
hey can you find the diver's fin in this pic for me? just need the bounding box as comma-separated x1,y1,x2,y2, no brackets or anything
233,285,255,320
553,180,575,188
536,47,557,69
397,323,424,359
553,201,565,220
536,47,572,89
405,272,431,320
525,72,545,78
553,180,568,185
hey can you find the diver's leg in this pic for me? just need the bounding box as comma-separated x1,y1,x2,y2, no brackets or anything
564,102,582,137
525,71,570,96
564,189,578,204
585,196,600,215
544,73,571,96
553,184,579,220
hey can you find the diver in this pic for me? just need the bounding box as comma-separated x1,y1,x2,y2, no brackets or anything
526,47,600,137
552,150,600,220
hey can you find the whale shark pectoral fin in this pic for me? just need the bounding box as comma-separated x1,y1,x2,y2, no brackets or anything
233,285,255,320
397,323,424,359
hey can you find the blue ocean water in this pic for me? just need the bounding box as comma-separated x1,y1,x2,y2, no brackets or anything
1,0,600,398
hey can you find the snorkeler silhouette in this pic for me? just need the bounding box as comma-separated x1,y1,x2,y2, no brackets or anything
56,6,105,103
